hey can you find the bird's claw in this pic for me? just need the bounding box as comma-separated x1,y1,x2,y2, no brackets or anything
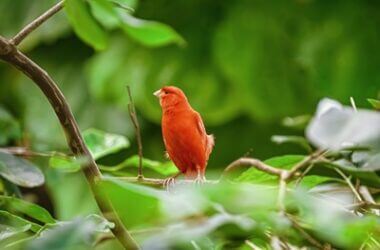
193,175,206,186
163,177,176,191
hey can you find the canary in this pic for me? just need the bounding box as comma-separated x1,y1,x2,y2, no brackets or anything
154,86,214,183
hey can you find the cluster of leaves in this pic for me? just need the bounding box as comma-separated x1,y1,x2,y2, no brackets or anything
1,98,380,249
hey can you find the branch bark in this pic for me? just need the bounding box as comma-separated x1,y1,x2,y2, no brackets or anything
222,157,283,177
0,36,138,249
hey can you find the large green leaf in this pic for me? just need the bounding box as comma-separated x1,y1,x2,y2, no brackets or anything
0,196,55,224
99,178,162,228
64,0,108,50
0,152,44,187
26,215,113,250
120,14,185,47
83,128,130,160
308,160,380,188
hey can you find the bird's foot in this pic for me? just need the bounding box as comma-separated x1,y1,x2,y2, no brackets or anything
193,175,206,186
163,176,176,191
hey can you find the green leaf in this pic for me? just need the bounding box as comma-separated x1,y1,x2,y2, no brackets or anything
27,215,113,250
99,178,162,228
48,154,85,173
64,0,108,50
120,14,185,47
0,152,44,187
368,98,380,110
311,161,380,188
0,210,41,233
88,0,120,29
0,223,31,242
0,196,55,224
271,135,312,153
281,115,311,130
83,128,130,160
101,155,178,176
236,155,305,184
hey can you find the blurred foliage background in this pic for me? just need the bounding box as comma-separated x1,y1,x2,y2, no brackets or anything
0,0,380,227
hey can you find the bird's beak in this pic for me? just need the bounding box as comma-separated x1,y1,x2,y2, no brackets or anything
153,89,161,98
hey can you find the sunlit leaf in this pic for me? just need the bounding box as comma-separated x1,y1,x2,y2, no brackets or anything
0,223,31,242
0,196,55,224
306,98,380,150
282,115,311,130
83,128,130,160
0,152,44,188
64,0,108,50
367,98,380,110
48,154,89,173
120,14,185,47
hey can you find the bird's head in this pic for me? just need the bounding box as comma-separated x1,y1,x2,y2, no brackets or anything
153,86,189,110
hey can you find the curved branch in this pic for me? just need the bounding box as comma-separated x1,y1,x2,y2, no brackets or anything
10,1,64,46
222,157,283,177
0,36,138,249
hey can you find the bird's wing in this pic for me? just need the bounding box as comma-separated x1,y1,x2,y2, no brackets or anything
193,112,214,158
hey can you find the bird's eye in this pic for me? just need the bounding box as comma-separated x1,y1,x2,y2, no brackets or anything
164,91,168,94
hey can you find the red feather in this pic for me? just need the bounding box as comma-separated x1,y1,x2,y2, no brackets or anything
155,86,214,179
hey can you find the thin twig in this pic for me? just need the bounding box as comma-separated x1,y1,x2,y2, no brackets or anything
345,202,380,210
294,164,315,187
10,1,64,46
359,186,380,215
0,36,138,249
0,147,69,157
286,214,324,249
222,157,283,178
334,168,363,202
277,173,287,213
350,96,357,112
126,86,143,179
286,149,325,180
245,240,261,250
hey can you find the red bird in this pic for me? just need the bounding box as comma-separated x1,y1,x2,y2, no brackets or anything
154,86,214,183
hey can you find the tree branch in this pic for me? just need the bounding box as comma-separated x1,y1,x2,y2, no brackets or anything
0,36,138,249
10,1,64,46
115,176,219,187
222,157,283,177
126,86,143,179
